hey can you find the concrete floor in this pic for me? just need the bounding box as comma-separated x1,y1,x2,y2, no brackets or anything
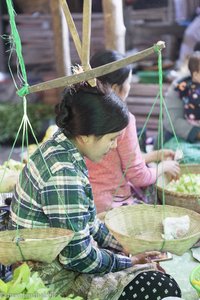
161,251,199,300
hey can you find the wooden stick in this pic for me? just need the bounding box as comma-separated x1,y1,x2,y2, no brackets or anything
81,0,92,68
59,0,82,59
50,0,65,77
81,0,95,86
28,41,165,94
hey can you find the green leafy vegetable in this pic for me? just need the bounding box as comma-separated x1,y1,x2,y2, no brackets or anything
0,263,92,300
167,173,200,194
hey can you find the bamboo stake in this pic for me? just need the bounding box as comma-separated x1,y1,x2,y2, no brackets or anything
27,41,165,95
81,0,95,86
82,0,92,68
102,0,126,54
59,0,82,59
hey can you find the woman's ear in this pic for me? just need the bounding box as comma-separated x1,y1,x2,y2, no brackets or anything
112,83,120,95
76,135,89,145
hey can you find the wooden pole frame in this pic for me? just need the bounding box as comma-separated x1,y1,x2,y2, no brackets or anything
59,0,82,59
27,41,165,94
16,1,165,97
81,0,92,69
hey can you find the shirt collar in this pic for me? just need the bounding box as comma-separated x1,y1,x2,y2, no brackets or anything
54,130,88,174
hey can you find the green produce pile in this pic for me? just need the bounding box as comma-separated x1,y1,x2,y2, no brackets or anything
0,263,84,300
166,173,200,195
0,159,24,172
0,159,25,193
0,103,54,145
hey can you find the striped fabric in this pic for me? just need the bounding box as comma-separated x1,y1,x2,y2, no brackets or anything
10,130,132,274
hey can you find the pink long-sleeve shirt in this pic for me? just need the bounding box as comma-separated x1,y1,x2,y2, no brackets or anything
86,113,157,213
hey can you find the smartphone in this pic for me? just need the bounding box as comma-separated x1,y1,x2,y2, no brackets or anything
151,251,173,262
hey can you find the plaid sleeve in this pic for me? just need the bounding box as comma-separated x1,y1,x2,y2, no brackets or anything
91,217,124,252
41,167,132,274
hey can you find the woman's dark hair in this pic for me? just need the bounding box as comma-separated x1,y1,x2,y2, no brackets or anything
55,83,129,138
90,50,132,87
188,51,200,75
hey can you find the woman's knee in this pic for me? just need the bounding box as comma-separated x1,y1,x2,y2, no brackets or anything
118,271,181,300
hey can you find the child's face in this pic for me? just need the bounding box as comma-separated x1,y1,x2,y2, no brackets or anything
192,71,200,83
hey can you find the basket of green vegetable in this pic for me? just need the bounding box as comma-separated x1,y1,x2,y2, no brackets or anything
157,164,200,213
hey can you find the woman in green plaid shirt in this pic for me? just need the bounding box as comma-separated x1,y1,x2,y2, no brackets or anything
10,83,181,299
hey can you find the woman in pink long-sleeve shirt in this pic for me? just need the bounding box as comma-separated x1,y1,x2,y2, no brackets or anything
86,50,180,213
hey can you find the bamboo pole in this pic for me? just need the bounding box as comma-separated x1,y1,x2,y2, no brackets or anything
81,0,95,86
102,0,126,54
50,0,65,77
59,0,82,59
27,41,165,95
82,0,92,69
60,4,71,76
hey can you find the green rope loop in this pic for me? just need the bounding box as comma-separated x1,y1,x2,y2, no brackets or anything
6,0,29,96
17,85,30,97
16,238,26,261
153,44,161,54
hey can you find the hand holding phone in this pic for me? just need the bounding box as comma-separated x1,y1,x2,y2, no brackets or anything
151,251,173,262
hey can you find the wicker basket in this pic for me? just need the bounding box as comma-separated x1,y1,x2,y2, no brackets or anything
0,228,74,266
190,264,200,296
105,204,200,256
157,164,200,213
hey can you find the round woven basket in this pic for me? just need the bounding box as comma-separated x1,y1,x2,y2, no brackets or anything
105,204,200,256
0,228,74,266
157,164,200,213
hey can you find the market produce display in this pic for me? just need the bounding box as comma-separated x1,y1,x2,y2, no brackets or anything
166,173,200,195
0,263,84,300
0,159,24,193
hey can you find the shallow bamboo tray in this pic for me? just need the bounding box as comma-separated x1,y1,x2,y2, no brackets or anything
157,164,200,213
105,204,200,256
0,228,74,266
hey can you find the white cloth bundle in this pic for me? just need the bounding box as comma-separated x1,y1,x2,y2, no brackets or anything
162,215,190,240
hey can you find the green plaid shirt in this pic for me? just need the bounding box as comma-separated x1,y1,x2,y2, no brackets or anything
10,130,132,274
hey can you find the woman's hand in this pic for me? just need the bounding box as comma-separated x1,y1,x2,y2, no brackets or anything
143,149,175,164
157,149,175,161
158,160,180,179
130,251,161,265
153,262,166,273
129,252,166,273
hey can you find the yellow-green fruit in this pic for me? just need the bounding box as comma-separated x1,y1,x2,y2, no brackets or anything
0,168,19,193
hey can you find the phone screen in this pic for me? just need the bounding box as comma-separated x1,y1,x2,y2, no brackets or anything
151,252,173,262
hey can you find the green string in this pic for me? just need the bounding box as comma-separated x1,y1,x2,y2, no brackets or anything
157,50,168,250
5,0,76,250
112,52,165,206
138,91,160,142
153,43,161,54
6,0,29,95
17,85,29,97
157,50,166,208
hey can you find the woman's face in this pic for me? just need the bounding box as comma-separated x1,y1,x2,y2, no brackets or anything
79,131,122,162
113,71,132,101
